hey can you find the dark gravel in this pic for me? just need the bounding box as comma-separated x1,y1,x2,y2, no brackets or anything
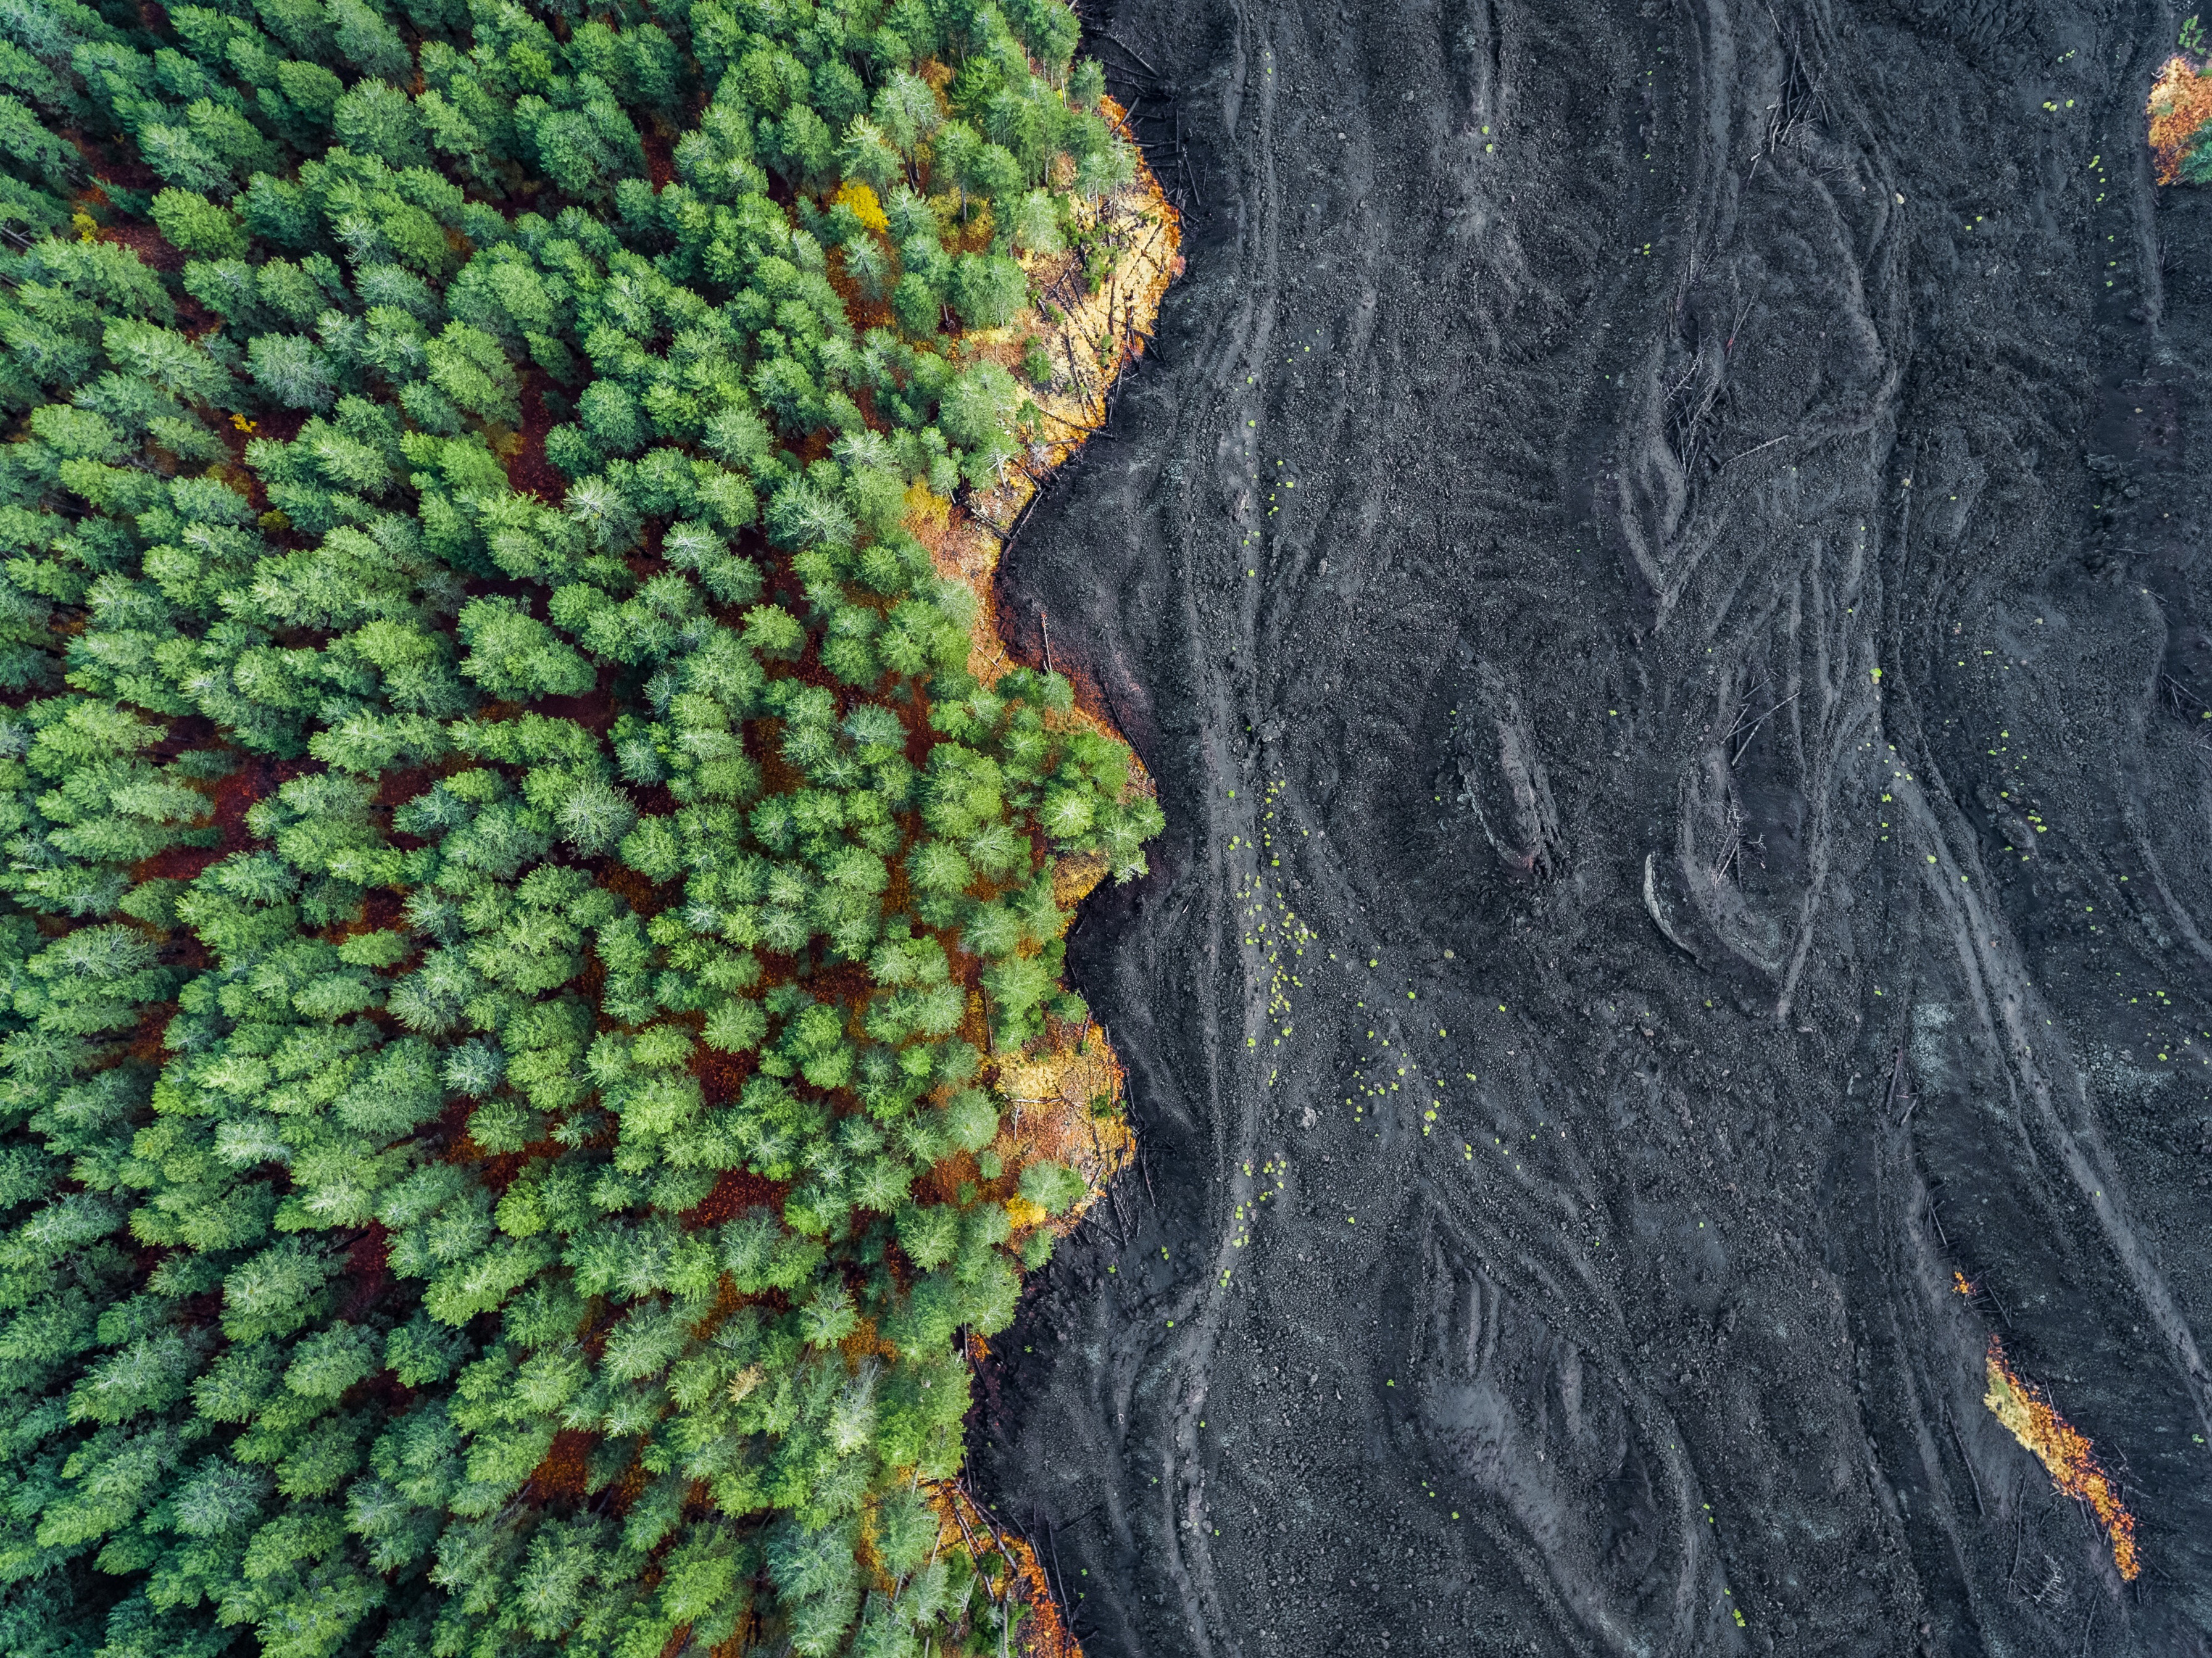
978,1,2212,1652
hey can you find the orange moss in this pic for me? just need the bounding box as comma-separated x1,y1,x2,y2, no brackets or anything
2149,54,2212,184
1982,1337,2140,1580
921,1145,981,1208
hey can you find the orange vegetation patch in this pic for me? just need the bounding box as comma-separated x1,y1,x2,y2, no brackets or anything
1982,1337,2140,1580
838,1314,893,1367
2149,55,2212,184
927,1482,1082,1658
994,1015,1133,1238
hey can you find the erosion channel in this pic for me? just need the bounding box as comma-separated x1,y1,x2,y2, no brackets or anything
983,2,2212,1654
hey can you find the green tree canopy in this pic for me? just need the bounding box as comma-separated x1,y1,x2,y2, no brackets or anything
0,1,1154,1652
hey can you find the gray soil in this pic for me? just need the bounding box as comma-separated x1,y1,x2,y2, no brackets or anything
976,0,2212,1652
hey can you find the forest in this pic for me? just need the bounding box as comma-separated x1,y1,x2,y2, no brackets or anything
0,0,1160,1653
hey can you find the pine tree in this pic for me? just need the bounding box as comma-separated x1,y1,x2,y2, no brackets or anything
0,2,1161,1649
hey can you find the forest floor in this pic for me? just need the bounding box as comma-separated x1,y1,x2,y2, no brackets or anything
970,1,2212,1654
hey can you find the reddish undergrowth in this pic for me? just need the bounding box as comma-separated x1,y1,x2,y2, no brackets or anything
504,369,567,502
684,1166,786,1227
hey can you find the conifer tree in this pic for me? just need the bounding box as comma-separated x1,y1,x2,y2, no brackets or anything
0,0,1151,1648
